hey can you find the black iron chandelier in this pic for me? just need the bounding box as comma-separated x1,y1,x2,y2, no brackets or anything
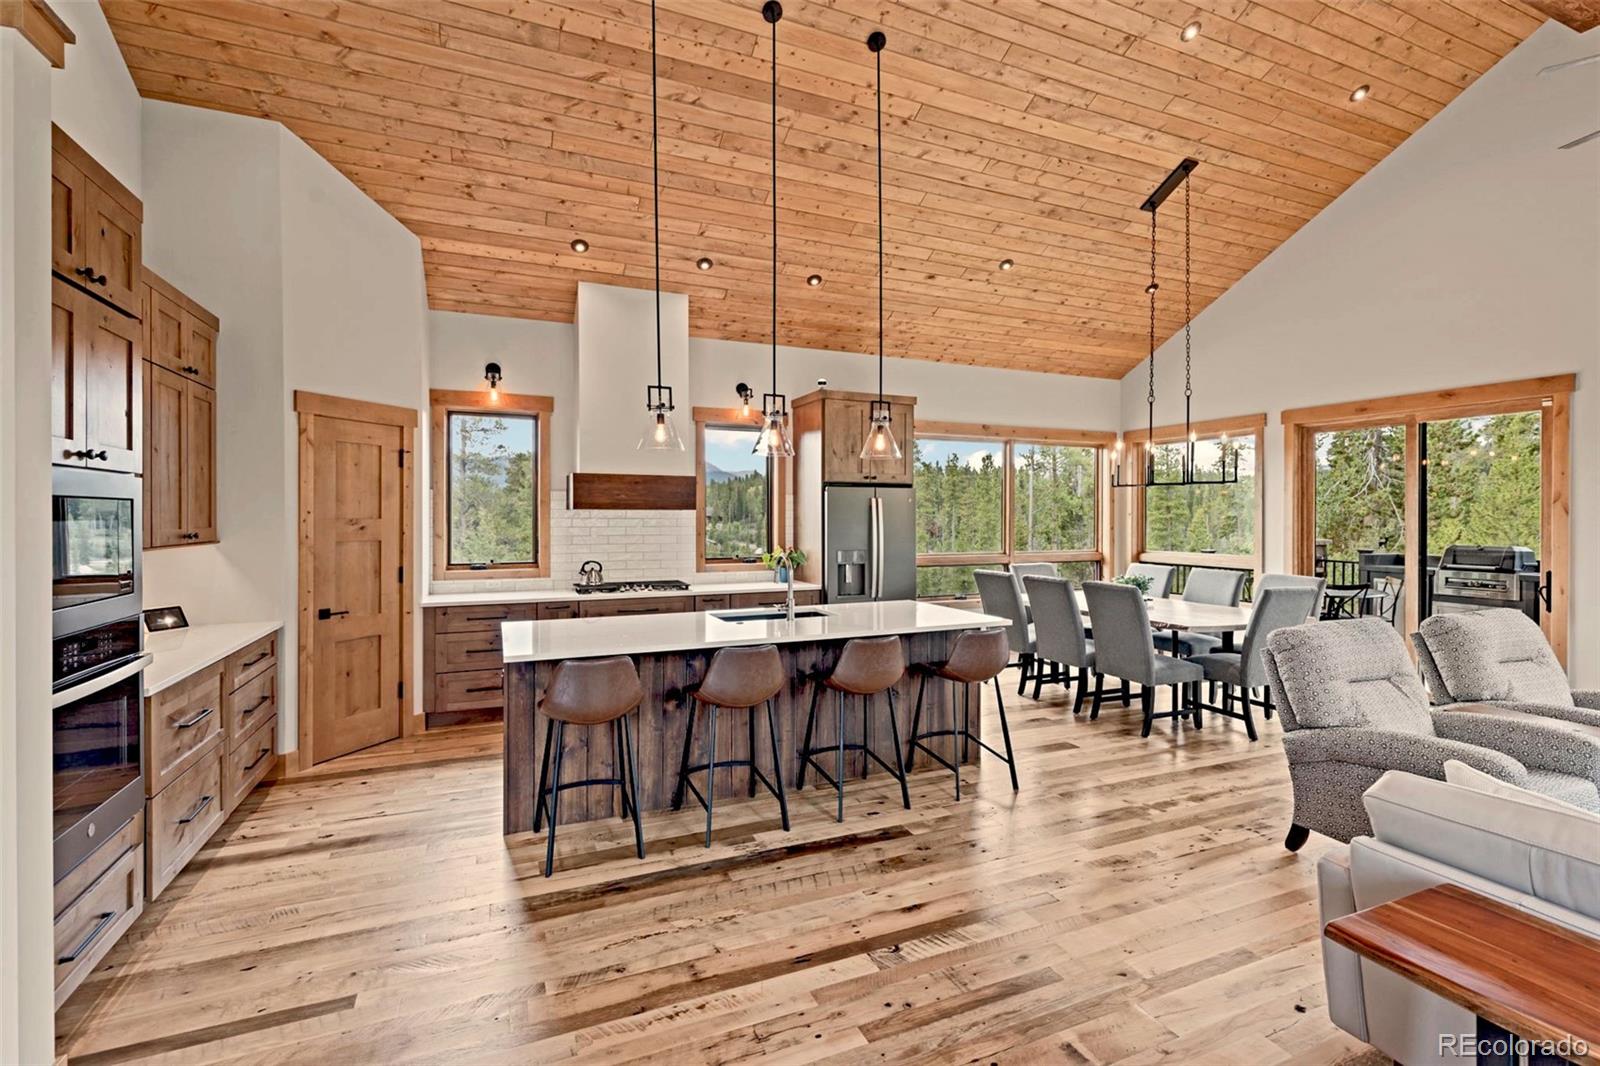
1112,158,1239,489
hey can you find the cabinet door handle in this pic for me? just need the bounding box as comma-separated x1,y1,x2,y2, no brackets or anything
177,794,214,825
74,265,95,278
91,450,108,462
242,695,271,716
92,273,107,286
469,646,498,654
182,365,199,375
175,706,214,729
57,912,118,964
244,748,272,772
464,684,502,694
241,652,270,669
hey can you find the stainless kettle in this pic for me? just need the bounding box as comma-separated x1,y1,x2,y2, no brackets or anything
578,560,604,587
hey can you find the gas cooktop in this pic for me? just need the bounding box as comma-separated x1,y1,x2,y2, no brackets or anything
572,579,692,595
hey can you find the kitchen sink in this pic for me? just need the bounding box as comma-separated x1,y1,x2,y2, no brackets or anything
710,608,831,622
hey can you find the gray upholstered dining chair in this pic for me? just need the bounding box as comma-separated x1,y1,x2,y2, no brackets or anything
1009,561,1058,583
1167,567,1248,657
974,569,1037,696
1123,562,1175,599
1263,618,1600,851
1255,573,1326,621
1412,608,1600,729
1187,586,1319,740
1022,575,1095,713
1081,581,1203,737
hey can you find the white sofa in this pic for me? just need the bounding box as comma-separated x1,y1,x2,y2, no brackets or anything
1318,771,1600,1066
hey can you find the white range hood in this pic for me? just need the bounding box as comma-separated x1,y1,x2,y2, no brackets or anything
575,281,693,477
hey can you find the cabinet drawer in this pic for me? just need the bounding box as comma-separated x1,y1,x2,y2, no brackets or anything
146,665,224,796
693,595,731,611
223,715,277,818
536,601,577,620
54,842,143,1008
435,668,505,716
225,667,275,744
435,629,503,672
225,632,277,692
578,596,693,618
54,811,142,918
147,745,224,900
434,604,532,633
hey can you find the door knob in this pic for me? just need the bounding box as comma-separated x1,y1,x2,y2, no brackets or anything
317,608,350,620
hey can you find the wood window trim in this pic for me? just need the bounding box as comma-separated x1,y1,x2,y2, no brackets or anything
428,388,553,582
1130,413,1267,578
292,390,419,772
693,406,784,573
1281,376,1573,665
911,421,1111,580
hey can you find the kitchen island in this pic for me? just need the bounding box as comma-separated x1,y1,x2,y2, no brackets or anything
500,600,1009,834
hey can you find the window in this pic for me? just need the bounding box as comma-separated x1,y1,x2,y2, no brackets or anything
430,390,552,580
702,423,771,563
913,426,1109,599
1142,434,1258,557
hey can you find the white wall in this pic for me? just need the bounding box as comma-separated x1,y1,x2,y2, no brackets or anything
1119,22,1600,683
47,1,140,194
0,32,57,1066
576,282,692,474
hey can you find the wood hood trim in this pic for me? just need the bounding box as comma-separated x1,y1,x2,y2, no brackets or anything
569,472,696,511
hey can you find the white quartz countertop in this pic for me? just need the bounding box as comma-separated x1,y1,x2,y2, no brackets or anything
144,621,281,696
422,580,821,608
501,600,1009,664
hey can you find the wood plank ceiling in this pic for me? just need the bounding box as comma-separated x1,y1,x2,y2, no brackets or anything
102,0,1549,378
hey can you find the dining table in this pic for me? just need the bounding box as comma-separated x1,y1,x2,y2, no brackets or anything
1018,592,1255,652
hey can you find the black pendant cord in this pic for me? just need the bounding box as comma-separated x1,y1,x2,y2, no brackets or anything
651,0,662,393
1183,177,1193,476
875,41,884,401
769,5,778,406
1146,208,1156,480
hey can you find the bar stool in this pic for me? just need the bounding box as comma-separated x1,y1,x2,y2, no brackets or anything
906,628,1018,798
672,645,791,847
533,656,645,877
796,636,911,821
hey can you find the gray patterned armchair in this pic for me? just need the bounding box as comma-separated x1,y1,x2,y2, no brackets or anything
1412,608,1600,730
1262,618,1600,851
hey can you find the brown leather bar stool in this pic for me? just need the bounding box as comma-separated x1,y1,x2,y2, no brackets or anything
672,645,790,847
533,656,646,877
796,636,911,821
906,628,1018,798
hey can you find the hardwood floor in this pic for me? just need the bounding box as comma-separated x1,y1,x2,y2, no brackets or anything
56,677,1381,1065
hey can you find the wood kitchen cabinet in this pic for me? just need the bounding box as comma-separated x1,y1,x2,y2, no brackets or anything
52,126,142,318
142,271,220,548
795,389,916,486
51,276,142,472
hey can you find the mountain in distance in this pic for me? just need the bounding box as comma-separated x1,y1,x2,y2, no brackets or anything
706,462,738,483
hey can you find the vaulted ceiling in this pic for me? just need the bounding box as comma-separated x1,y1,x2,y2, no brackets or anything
102,0,1555,378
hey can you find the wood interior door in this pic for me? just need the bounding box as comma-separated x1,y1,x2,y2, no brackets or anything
308,414,404,764
144,364,186,547
182,380,217,542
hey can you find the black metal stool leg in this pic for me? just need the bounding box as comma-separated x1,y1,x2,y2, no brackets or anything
543,722,566,877
885,688,911,810
672,702,698,811
862,695,873,779
906,673,927,770
534,716,555,833
621,716,645,859
796,683,820,789
961,683,972,764
993,677,1019,791
747,710,758,798
614,719,630,820
703,706,718,848
835,690,846,822
766,699,791,831
955,682,965,800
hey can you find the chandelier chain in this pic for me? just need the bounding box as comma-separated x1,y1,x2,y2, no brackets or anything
1147,209,1156,409
1184,179,1192,401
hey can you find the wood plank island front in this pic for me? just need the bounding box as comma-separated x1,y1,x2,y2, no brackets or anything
500,601,1010,834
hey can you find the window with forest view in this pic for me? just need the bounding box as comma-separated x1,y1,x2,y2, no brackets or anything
703,424,770,561
1144,435,1256,556
915,439,1005,556
1013,443,1095,554
1315,425,1405,563
1426,413,1541,558
447,411,538,568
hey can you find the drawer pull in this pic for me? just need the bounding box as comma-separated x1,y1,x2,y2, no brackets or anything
244,747,272,772
241,652,270,669
469,646,499,654
464,684,502,694
177,794,214,825
176,707,215,729
58,912,117,964
241,695,271,717
464,614,506,622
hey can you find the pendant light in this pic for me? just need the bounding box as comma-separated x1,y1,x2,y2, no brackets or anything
859,30,901,463
637,0,683,452
753,0,794,458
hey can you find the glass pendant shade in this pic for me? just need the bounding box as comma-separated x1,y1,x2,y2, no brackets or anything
753,408,794,458
859,408,901,461
637,403,683,451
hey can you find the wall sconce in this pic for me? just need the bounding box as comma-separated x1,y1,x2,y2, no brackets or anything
484,361,502,402
735,382,754,418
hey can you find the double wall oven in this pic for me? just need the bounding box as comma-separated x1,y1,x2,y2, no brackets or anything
52,466,145,880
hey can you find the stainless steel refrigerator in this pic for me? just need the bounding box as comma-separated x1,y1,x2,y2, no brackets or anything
822,485,916,602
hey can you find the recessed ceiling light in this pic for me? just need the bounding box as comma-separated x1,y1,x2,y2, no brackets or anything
1349,84,1370,103
1180,20,1201,42
570,238,589,253
1145,281,1159,295
806,274,823,287
998,258,1015,271
696,256,714,271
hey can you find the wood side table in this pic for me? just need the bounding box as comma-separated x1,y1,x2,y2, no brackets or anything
1324,883,1600,1066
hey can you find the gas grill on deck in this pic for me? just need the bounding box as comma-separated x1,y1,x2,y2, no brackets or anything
1432,545,1542,621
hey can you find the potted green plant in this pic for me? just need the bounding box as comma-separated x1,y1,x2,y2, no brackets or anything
1114,573,1153,598
762,547,806,585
